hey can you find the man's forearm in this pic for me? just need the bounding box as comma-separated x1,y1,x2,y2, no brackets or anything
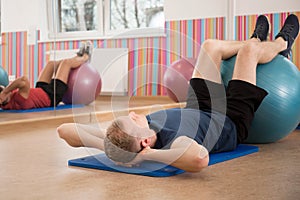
143,139,209,172
143,148,186,165
76,123,106,139
143,148,209,172
57,123,105,151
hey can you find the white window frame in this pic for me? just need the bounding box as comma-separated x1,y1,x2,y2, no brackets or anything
46,0,104,40
46,0,165,41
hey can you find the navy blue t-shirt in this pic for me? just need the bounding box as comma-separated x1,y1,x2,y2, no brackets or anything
146,108,237,153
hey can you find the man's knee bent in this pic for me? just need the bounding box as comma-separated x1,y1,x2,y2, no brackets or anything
238,42,261,59
201,39,220,53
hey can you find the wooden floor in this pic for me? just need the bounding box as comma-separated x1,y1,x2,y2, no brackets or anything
0,96,299,200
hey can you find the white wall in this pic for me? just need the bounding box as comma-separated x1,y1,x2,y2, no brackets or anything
1,0,48,42
235,0,300,16
165,0,300,21
164,0,300,39
1,0,300,41
164,0,228,21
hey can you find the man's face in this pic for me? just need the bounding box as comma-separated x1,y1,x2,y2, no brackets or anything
128,112,149,129
115,112,154,140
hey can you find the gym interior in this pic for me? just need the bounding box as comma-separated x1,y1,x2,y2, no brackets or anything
0,0,300,199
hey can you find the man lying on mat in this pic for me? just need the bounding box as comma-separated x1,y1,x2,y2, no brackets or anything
58,14,299,172
0,42,91,110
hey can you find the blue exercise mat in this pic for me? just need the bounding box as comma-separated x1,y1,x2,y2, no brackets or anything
0,104,84,113
68,144,258,177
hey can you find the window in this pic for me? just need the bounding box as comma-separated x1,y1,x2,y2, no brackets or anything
109,0,164,30
47,0,103,39
60,0,98,32
105,0,164,37
47,0,165,40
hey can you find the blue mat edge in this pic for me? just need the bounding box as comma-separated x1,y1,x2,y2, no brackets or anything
208,144,258,165
68,144,258,177
0,104,84,113
69,159,185,177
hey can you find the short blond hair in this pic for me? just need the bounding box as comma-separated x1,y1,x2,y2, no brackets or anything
104,120,140,163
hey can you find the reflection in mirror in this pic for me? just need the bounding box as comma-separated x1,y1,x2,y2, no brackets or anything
0,46,57,123
0,0,59,123
49,0,103,118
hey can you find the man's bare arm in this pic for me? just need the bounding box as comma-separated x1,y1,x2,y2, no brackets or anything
57,123,106,151
130,136,209,172
0,76,30,103
4,76,30,96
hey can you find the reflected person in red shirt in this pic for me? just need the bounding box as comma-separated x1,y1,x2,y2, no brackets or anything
0,50,89,110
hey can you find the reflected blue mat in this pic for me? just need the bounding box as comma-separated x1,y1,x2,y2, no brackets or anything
68,144,258,177
0,104,84,113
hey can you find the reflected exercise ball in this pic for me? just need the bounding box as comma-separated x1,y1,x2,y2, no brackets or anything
62,62,102,105
0,66,9,86
163,58,197,102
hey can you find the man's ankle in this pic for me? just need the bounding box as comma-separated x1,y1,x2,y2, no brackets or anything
275,37,288,52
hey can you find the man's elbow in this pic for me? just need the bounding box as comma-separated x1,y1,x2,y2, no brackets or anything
57,124,67,139
57,124,73,144
19,76,29,86
57,124,83,147
189,155,209,173
189,144,209,172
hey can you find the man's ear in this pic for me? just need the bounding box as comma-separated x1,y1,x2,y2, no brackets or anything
141,138,151,147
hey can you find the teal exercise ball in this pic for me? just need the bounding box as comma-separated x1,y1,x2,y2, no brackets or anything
221,55,300,143
0,66,9,86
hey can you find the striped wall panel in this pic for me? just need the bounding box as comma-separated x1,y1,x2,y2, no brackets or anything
0,12,299,96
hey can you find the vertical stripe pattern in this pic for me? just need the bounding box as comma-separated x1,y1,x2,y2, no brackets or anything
0,12,299,96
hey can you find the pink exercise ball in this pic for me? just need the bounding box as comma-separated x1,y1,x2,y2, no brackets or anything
62,62,102,105
163,58,196,102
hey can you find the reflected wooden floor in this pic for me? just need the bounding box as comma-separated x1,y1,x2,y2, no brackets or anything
0,96,183,125
0,96,299,200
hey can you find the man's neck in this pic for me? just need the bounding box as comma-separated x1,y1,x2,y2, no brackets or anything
149,132,157,148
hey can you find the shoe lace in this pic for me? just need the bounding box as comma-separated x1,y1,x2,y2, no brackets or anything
257,24,265,32
253,24,266,38
283,24,295,38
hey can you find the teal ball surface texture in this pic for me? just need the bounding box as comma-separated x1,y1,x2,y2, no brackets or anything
221,55,300,143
